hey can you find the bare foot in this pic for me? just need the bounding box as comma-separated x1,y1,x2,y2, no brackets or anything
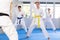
48,37,50,40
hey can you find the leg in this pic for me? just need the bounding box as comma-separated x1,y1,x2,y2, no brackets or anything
14,18,18,29
27,19,36,37
2,17,18,40
40,19,50,40
49,19,56,31
21,19,27,32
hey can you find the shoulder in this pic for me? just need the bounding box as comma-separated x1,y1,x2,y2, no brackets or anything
39,8,43,11
40,8,43,10
21,10,25,13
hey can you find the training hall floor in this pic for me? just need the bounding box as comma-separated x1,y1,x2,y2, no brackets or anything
0,28,60,40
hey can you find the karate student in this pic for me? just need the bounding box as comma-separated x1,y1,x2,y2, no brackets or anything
14,6,27,33
46,8,56,31
0,0,18,40
27,0,50,40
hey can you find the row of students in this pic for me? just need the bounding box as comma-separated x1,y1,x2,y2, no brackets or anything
14,0,56,40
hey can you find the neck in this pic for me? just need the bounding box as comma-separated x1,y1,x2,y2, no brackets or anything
48,12,50,14
19,10,21,12
36,6,40,9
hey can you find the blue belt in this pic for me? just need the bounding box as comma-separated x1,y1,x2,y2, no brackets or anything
17,17,23,19
17,17,23,24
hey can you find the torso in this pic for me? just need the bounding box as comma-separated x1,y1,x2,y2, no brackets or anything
16,11,24,17
0,0,12,15
46,12,51,18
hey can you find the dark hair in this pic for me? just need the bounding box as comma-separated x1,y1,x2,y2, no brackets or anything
35,2,40,4
18,6,21,8
48,8,50,10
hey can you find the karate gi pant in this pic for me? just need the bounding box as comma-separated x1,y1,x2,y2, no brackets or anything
15,18,27,32
0,16,18,40
46,18,56,31
27,18,49,38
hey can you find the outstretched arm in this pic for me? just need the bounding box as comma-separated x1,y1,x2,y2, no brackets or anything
10,1,13,20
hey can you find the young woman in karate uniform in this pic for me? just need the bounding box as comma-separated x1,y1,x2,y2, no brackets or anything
0,0,18,40
46,8,56,31
14,6,27,33
27,0,50,40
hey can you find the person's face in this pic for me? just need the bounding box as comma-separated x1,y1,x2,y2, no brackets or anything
35,2,40,7
18,7,21,11
48,9,50,13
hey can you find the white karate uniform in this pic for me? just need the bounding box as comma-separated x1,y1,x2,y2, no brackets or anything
0,0,18,40
46,12,56,31
14,10,27,32
27,3,49,38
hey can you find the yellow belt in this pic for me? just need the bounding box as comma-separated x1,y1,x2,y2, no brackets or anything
34,15,41,28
